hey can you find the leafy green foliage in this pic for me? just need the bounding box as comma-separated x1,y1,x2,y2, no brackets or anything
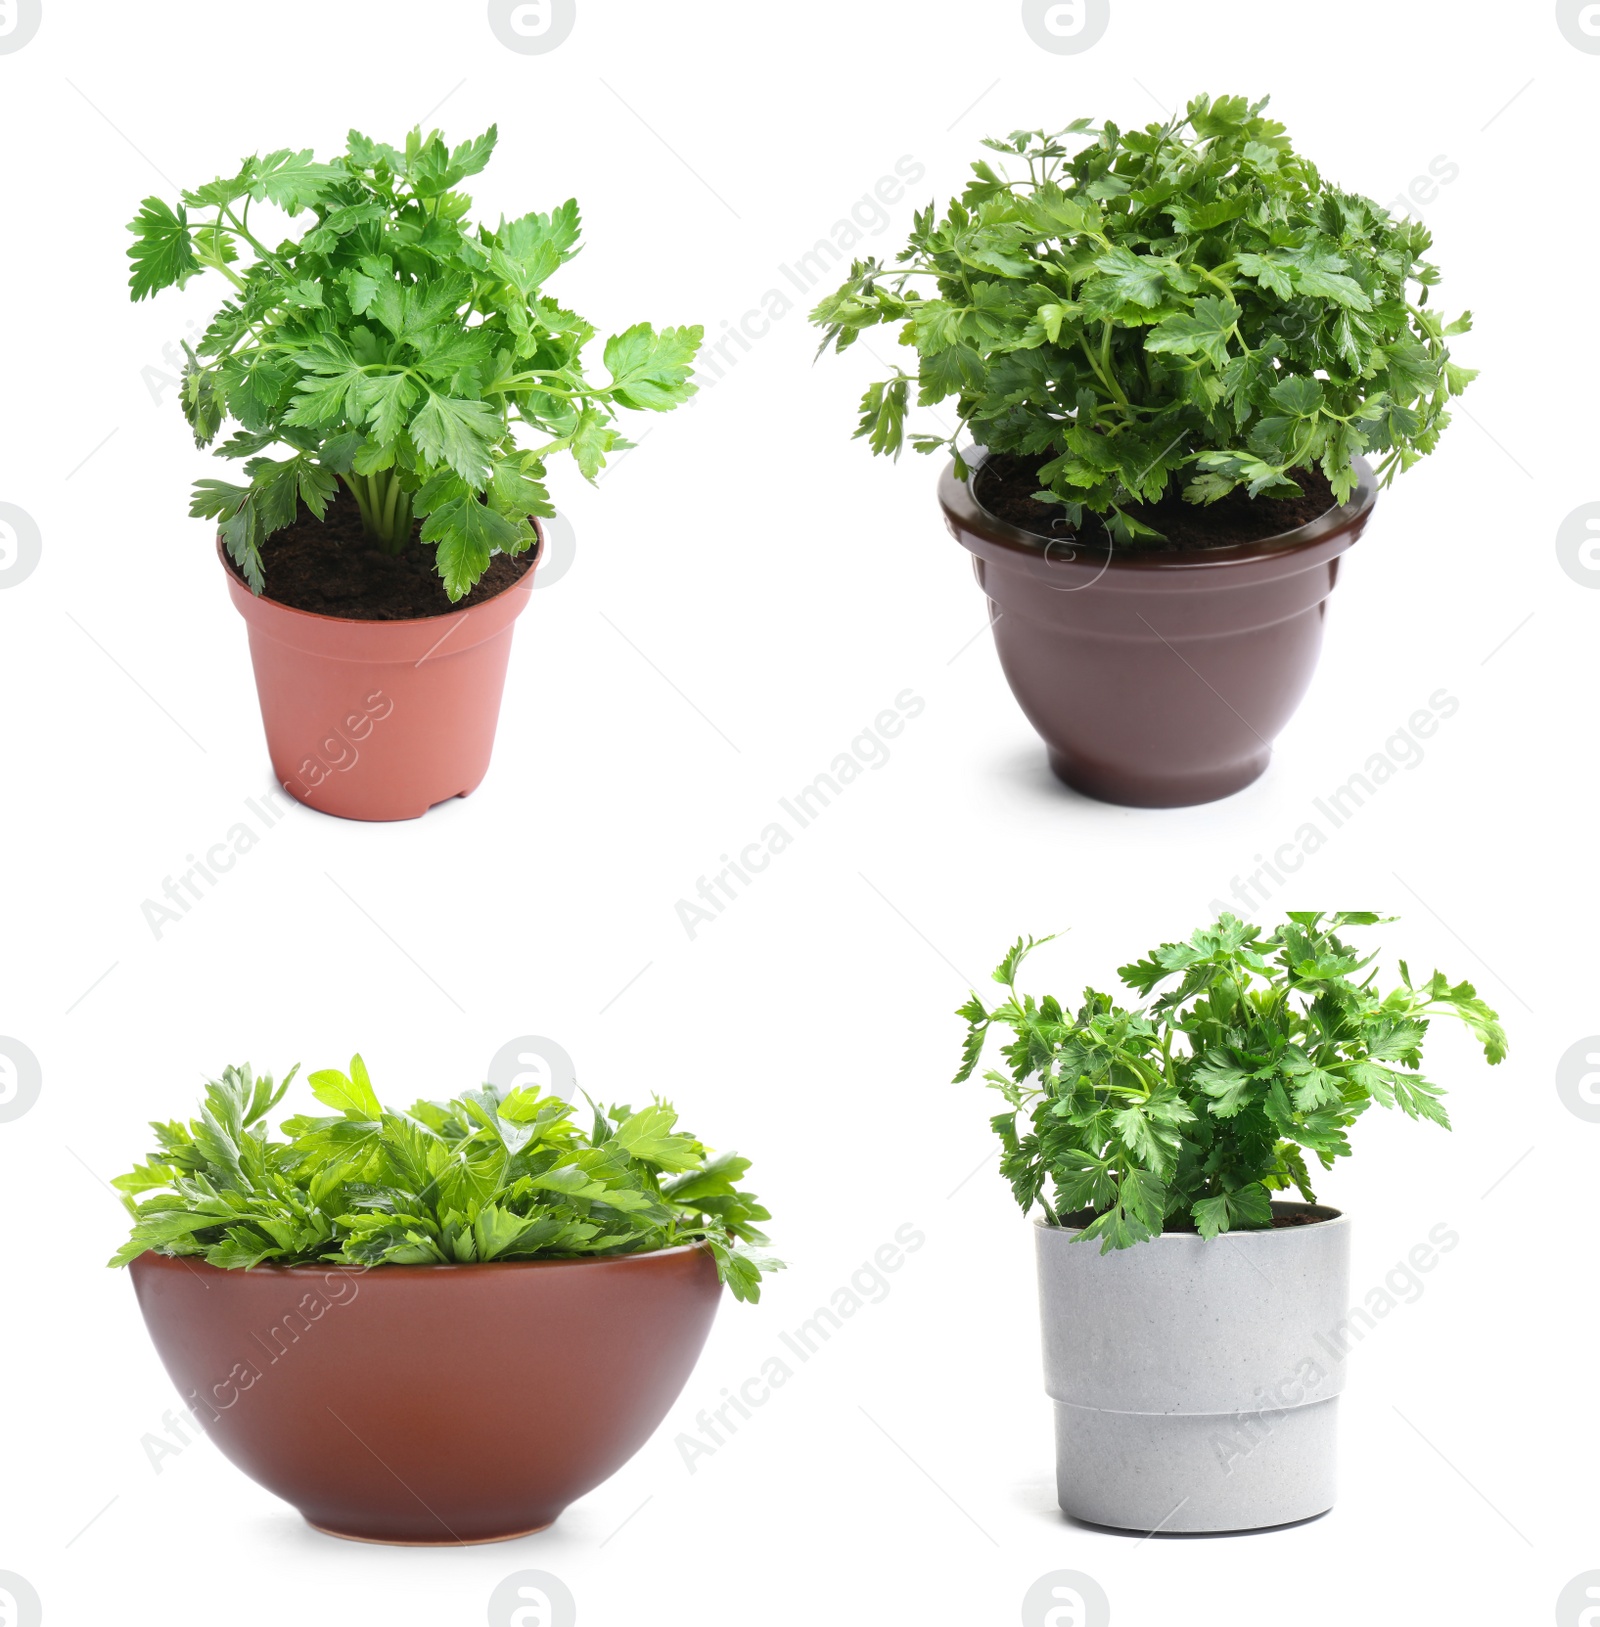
955,913,1505,1251
130,127,702,598
812,95,1474,542
108,1058,780,1302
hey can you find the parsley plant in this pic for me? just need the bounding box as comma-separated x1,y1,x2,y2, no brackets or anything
956,913,1505,1251
129,128,702,599
110,1057,779,1302
813,95,1475,541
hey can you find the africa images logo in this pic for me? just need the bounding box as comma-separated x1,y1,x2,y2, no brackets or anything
0,504,41,588
1021,1571,1110,1627
1021,0,1109,53
0,1573,42,1627
1557,0,1600,51
1556,1038,1600,1124
1556,1572,1600,1627
1556,503,1600,587
487,1571,577,1627
488,0,576,53
0,0,42,54
0,1038,42,1123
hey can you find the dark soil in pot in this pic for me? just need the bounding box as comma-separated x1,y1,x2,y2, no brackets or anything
975,453,1338,550
1055,1206,1329,1232
223,487,537,620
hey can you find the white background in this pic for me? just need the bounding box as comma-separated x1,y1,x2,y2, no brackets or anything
1,1,1594,1622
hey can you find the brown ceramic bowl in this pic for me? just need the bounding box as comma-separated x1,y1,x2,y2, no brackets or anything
129,1245,722,1544
940,452,1377,807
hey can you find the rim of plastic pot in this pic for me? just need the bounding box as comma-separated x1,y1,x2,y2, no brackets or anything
941,448,1377,576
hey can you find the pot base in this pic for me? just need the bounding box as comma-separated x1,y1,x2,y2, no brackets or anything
1053,1394,1339,1534
306,1516,555,1546
1047,746,1270,808
280,778,480,824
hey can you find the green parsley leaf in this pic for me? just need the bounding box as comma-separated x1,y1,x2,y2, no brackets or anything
127,197,198,302
602,322,703,411
418,495,521,600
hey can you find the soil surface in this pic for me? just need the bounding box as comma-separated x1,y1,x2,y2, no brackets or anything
224,487,537,620
975,452,1339,552
1058,1208,1329,1233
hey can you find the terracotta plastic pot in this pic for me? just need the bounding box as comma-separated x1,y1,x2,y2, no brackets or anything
221,527,541,822
129,1244,721,1544
1036,1203,1351,1533
939,454,1377,807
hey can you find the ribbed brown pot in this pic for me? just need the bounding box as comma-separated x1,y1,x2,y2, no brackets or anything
129,1245,721,1544
939,454,1377,807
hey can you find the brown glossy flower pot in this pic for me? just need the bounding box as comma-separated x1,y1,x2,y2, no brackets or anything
221,525,542,823
129,1244,721,1545
939,455,1377,807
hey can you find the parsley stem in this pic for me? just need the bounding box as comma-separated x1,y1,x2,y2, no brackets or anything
219,204,294,282
489,370,586,395
212,259,248,294
1190,264,1236,298
382,472,402,536
1081,326,1130,411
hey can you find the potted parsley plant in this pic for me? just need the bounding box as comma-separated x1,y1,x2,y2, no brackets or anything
812,95,1475,807
129,125,701,820
112,1057,777,1544
956,912,1504,1532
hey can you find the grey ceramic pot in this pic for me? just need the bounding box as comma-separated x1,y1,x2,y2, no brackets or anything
1036,1202,1351,1533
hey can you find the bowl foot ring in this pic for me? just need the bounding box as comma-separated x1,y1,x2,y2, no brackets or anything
305,1517,555,1546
